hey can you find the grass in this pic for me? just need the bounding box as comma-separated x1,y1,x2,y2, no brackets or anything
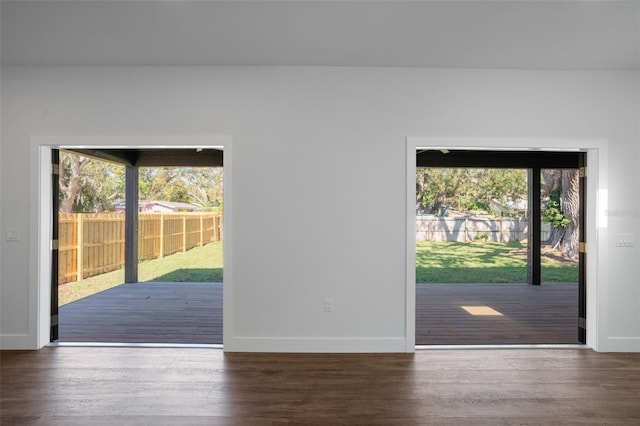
60,240,577,306
416,241,578,283
59,241,223,306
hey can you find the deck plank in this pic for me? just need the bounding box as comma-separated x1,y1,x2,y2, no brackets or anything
59,282,223,344
59,282,579,345
416,283,579,345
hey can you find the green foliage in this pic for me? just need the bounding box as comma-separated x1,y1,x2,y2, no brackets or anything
60,152,223,213
138,167,223,208
542,193,570,228
59,152,125,212
466,201,490,212
474,232,489,241
416,168,527,216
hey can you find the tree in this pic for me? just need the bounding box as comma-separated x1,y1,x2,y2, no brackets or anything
416,168,527,216
138,167,223,208
179,168,223,210
59,152,125,213
59,153,90,213
59,152,223,213
542,169,580,258
138,168,182,202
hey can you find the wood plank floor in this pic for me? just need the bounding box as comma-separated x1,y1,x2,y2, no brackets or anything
2,347,640,425
59,282,579,346
416,283,579,345
59,282,223,344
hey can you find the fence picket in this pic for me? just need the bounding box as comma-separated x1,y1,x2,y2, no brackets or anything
58,212,222,284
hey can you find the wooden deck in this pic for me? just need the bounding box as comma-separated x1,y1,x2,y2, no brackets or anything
59,282,223,344
416,283,579,345
59,282,579,345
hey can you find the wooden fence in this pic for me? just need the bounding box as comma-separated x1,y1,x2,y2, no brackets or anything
58,212,222,284
416,216,551,243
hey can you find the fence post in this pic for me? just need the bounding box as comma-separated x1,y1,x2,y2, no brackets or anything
76,214,84,281
464,218,468,242
159,214,164,259
182,215,187,252
200,214,204,246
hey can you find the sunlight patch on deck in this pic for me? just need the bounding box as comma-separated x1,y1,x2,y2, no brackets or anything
460,305,503,316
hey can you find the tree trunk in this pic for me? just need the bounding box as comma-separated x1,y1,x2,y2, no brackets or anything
59,154,89,213
541,169,562,246
416,173,426,213
541,168,580,259
560,169,580,258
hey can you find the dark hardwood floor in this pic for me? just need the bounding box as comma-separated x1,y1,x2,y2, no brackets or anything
2,347,640,424
59,282,579,346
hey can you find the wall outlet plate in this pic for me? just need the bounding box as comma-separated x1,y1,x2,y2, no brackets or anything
616,233,634,247
6,228,20,242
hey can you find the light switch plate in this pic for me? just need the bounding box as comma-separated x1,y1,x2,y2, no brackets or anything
6,228,20,242
616,233,634,247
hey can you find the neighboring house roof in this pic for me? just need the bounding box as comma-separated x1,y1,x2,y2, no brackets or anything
144,201,197,210
113,200,197,211
490,198,528,214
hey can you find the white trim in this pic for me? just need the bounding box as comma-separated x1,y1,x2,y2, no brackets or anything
405,142,416,352
50,342,224,349
224,337,407,353
29,134,233,350
0,334,32,350
416,344,590,350
604,337,640,352
406,137,608,352
221,141,234,351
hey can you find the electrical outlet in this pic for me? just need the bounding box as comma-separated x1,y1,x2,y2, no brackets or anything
323,299,333,313
616,233,634,247
6,228,20,242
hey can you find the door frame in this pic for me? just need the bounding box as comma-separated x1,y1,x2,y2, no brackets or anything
405,137,608,352
30,135,234,349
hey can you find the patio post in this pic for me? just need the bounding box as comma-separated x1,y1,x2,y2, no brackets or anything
527,167,541,285
125,166,139,283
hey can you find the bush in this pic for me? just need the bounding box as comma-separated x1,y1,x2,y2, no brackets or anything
474,232,489,242
542,193,569,228
466,201,490,213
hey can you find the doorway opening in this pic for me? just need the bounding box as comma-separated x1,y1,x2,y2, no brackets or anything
414,150,585,346
51,148,225,345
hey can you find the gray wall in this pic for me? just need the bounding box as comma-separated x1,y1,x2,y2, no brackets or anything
1,66,639,351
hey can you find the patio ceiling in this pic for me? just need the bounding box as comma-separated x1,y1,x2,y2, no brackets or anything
65,148,223,168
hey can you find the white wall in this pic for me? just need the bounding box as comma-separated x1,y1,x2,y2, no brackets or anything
1,66,638,351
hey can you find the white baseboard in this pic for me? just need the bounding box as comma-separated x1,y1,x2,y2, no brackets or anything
223,336,409,353
0,334,34,350
602,337,640,352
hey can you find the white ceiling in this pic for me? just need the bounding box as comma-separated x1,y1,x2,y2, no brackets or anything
1,0,639,69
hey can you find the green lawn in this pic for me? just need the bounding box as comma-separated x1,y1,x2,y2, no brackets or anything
416,241,578,283
60,240,576,306
59,241,223,306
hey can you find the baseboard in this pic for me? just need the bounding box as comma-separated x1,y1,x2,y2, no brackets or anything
602,337,640,352
0,334,34,350
223,336,409,353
